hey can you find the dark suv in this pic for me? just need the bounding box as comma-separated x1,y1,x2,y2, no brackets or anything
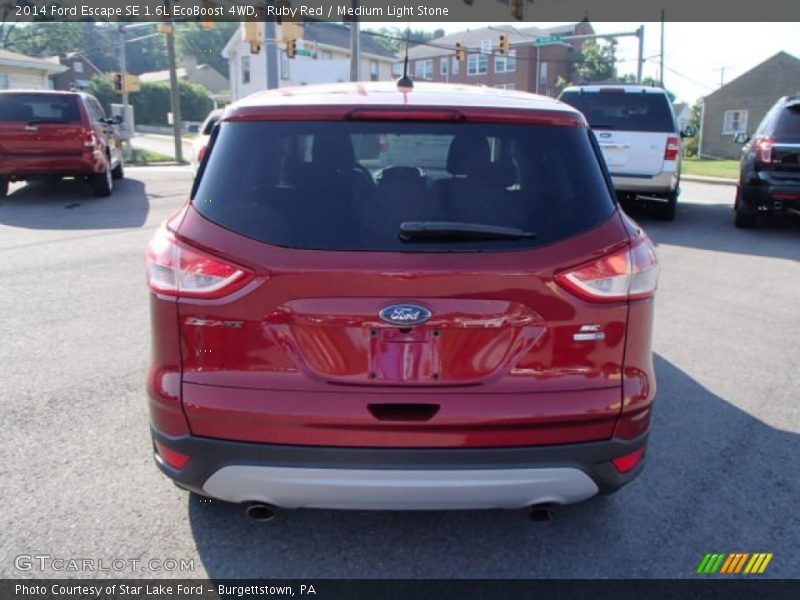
146,82,658,516
734,95,800,227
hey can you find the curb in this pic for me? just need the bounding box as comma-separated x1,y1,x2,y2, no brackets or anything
682,175,736,187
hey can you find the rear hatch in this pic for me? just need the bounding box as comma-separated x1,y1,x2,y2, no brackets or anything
560,88,675,176
171,114,634,447
0,93,86,156
769,101,800,181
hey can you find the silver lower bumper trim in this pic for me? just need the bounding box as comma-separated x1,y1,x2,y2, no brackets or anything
202,465,599,510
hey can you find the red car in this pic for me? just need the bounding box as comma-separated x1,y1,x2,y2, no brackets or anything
0,90,123,198
146,82,658,518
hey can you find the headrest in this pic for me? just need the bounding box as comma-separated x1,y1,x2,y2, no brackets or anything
446,134,492,176
312,132,356,169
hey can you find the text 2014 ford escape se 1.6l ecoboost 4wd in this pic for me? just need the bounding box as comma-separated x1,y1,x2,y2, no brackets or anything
146,82,658,516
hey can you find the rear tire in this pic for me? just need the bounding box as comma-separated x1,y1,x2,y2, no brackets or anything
654,192,677,221
0,177,8,198
734,205,757,228
734,187,757,228
111,159,124,180
91,163,113,197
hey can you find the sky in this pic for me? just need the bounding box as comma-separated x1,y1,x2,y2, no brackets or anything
377,22,800,105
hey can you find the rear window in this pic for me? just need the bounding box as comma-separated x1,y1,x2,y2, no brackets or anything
774,103,800,137
192,120,615,252
560,91,675,133
0,94,81,123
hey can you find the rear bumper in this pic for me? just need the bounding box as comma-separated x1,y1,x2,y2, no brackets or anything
0,153,102,178
610,171,678,196
152,428,648,510
740,175,800,213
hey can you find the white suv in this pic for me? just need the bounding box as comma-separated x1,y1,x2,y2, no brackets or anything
559,84,690,221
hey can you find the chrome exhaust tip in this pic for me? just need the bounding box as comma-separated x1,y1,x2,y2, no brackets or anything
245,503,277,522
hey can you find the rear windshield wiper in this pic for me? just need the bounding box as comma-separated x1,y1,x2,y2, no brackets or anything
399,221,536,242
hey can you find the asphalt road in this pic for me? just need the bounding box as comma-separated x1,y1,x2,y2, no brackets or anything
0,172,798,579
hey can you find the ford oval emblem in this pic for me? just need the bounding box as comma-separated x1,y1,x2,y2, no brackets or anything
379,304,432,326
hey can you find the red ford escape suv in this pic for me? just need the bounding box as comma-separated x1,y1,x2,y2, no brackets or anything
146,82,658,518
0,90,123,198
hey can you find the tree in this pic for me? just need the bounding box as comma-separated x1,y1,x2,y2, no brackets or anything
364,27,438,55
683,101,702,157
177,22,238,78
574,39,617,83
4,21,85,56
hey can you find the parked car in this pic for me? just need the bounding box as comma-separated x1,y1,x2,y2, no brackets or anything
190,108,222,173
0,90,124,198
733,95,800,228
559,84,693,221
146,82,658,517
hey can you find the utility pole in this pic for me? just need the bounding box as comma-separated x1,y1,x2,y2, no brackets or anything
265,20,278,89
164,24,183,163
118,26,130,156
659,11,665,86
713,66,732,88
349,2,360,82
636,25,644,83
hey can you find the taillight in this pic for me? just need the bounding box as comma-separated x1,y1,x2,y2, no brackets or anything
664,136,680,161
82,127,97,150
146,225,254,299
555,236,658,303
755,137,774,164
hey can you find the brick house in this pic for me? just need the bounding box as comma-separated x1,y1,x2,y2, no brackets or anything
700,52,800,159
401,22,594,97
50,52,103,91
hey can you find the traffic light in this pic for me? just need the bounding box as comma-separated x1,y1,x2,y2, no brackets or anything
243,21,262,55
157,23,174,35
282,21,303,41
286,38,297,59
500,34,510,55
112,72,123,93
455,42,466,62
511,0,524,20
202,1,216,28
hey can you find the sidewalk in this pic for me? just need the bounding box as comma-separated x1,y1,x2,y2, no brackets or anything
681,174,736,186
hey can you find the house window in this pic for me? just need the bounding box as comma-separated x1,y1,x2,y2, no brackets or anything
73,61,83,73
494,50,517,74
321,50,332,60
241,56,251,84
370,60,379,81
0,74,8,90
280,51,291,80
467,54,487,76
539,61,548,85
722,110,748,135
414,59,434,80
440,58,448,77
451,56,460,75
495,83,516,90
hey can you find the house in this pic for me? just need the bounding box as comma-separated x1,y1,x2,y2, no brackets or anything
139,55,230,105
672,102,691,131
222,22,396,101
700,52,800,159
0,49,66,90
50,52,103,91
402,21,594,97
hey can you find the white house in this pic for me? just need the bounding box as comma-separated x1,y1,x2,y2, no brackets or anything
673,102,691,131
0,49,66,90
222,22,396,101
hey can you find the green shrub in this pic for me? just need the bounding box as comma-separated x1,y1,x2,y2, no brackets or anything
89,75,213,126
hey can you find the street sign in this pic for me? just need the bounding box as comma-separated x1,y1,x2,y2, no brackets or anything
295,39,316,59
534,35,562,46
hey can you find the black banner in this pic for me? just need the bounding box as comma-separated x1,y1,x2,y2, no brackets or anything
4,579,800,600
1,0,799,22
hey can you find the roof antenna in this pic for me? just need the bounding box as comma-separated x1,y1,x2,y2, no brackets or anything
397,26,414,90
